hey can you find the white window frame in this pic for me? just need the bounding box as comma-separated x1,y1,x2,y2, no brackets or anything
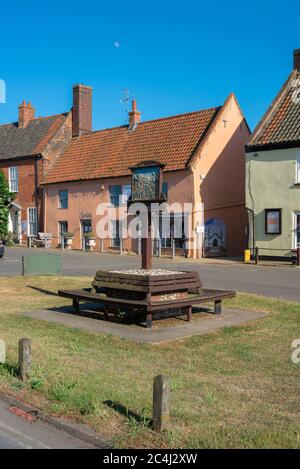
294,211,300,249
296,151,300,183
27,207,37,237
9,167,18,192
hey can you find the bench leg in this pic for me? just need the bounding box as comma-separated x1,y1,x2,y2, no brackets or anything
214,300,221,315
186,306,192,322
146,312,152,330
73,298,80,313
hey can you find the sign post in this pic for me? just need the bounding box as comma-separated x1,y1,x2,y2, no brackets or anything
128,161,166,270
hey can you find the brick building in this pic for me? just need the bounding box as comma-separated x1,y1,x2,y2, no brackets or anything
0,85,89,242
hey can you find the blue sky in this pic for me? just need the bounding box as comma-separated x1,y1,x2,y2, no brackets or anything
0,0,299,130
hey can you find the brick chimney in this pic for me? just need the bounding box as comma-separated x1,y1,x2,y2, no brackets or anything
72,84,92,137
129,99,141,130
18,101,35,128
294,49,300,72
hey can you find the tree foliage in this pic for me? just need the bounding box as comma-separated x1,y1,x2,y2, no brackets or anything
0,170,14,239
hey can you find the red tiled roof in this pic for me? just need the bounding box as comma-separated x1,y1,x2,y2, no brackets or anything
246,70,300,151
45,106,221,184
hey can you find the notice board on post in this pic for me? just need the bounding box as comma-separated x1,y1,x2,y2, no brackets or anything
22,253,62,276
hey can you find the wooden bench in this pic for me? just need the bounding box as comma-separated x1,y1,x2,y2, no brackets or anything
58,287,236,329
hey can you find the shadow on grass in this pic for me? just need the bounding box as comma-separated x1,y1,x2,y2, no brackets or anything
27,286,59,297
104,400,152,427
0,362,19,378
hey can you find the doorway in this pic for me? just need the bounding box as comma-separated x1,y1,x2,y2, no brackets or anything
8,202,21,243
294,212,300,249
81,219,92,250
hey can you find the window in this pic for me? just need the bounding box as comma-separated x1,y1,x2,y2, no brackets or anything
122,185,131,204
111,220,120,247
27,207,37,236
58,221,68,245
9,167,18,192
296,152,300,183
162,182,168,198
265,209,282,235
59,190,68,209
159,213,186,248
109,185,121,206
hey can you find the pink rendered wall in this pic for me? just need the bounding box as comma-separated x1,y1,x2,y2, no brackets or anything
191,94,250,256
44,169,194,250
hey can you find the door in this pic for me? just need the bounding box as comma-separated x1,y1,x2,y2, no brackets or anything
110,220,120,247
294,212,300,248
58,221,68,246
81,219,92,249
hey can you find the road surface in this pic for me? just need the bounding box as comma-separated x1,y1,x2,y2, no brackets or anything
1,247,300,302
0,400,95,449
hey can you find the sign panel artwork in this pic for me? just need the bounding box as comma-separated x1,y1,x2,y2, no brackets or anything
204,218,227,257
131,166,160,201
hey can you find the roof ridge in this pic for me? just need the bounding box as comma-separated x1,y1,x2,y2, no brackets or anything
71,105,222,140
0,112,68,128
248,70,297,146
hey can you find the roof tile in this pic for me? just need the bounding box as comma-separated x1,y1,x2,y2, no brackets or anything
45,107,220,184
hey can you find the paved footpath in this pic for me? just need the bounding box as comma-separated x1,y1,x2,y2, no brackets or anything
1,247,300,302
23,307,267,344
0,399,96,449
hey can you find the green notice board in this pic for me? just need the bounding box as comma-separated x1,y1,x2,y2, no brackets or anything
22,253,62,276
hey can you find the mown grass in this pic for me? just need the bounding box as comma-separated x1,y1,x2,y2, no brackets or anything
0,276,299,448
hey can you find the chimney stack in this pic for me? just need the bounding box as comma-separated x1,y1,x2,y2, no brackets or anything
72,84,92,137
18,101,35,128
129,99,141,130
293,49,300,72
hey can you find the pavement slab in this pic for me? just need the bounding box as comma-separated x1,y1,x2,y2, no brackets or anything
21,306,267,344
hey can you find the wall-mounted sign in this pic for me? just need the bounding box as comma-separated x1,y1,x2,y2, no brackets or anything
265,209,281,234
79,212,92,220
204,218,227,257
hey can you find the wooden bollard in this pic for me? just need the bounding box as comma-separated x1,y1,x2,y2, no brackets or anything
0,339,6,364
19,338,31,381
152,375,170,432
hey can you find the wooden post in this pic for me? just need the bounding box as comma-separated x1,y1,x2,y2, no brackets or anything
255,247,259,265
172,238,176,259
61,234,64,250
100,239,104,253
120,237,123,255
142,210,152,269
0,339,6,364
297,248,300,267
153,375,170,432
19,338,31,381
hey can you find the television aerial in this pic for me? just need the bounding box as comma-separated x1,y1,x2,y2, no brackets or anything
120,88,134,122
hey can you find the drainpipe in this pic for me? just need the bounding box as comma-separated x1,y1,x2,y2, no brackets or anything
34,156,41,232
246,207,255,256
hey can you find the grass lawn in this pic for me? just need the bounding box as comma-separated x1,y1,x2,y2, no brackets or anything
0,275,299,448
